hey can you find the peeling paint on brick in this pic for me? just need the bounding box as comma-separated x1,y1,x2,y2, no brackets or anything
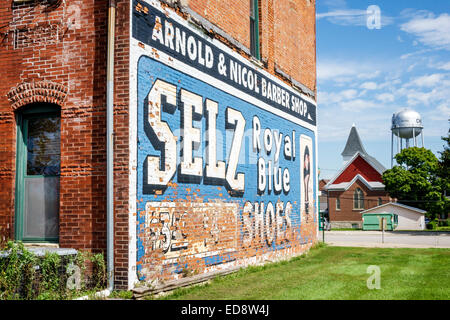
1,0,316,291
130,0,318,288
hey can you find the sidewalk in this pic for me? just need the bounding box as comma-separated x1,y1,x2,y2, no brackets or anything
323,230,450,249
326,241,449,249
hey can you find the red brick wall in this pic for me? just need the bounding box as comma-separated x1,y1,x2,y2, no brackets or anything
0,0,316,289
188,0,317,95
0,0,130,288
328,180,391,222
188,0,251,50
272,0,316,91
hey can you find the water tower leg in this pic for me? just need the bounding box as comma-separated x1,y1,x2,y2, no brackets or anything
421,132,424,148
391,132,394,168
398,136,401,153
413,128,416,147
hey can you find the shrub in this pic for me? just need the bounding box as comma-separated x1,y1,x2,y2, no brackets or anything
426,219,439,230
90,253,107,289
0,241,37,300
439,219,449,227
0,242,107,300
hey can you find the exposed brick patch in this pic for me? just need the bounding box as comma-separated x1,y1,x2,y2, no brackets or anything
0,0,130,289
13,22,61,49
0,0,315,291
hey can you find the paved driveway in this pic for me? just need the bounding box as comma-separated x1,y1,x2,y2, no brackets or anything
323,231,450,248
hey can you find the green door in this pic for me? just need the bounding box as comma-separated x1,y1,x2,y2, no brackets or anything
15,106,61,243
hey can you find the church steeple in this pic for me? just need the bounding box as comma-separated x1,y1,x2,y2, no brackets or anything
341,125,368,163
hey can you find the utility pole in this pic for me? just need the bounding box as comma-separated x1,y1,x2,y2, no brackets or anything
319,167,325,243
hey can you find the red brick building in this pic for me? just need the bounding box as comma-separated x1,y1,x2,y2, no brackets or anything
0,0,318,290
318,178,329,214
324,125,391,229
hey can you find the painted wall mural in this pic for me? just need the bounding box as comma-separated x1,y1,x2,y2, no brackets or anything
130,0,318,283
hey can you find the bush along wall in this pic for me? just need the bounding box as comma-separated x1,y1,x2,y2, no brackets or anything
0,241,107,300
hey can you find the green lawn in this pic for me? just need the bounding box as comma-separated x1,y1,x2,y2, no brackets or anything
160,244,450,300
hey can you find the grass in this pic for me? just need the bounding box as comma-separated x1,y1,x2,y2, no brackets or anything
330,228,450,232
392,229,450,232
159,244,450,300
109,290,134,300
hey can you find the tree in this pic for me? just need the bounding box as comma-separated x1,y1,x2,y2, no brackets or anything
437,125,450,217
382,147,447,219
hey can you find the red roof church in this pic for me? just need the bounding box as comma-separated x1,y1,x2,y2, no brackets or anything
324,125,392,229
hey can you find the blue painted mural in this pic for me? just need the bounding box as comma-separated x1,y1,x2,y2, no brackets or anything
131,0,318,281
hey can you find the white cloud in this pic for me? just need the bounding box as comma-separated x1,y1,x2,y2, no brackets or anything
407,63,418,72
340,99,378,111
318,89,358,105
317,9,366,23
408,73,446,87
401,13,450,50
400,48,433,60
376,93,395,103
408,78,450,107
357,70,381,80
437,62,450,71
360,82,377,90
378,78,401,90
318,61,381,83
432,104,450,120
317,8,394,27
341,89,358,100
318,107,392,143
426,60,450,71
317,62,356,80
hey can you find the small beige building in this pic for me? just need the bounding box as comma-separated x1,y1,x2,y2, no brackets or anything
361,202,426,230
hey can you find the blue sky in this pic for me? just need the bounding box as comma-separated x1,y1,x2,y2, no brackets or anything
316,0,450,179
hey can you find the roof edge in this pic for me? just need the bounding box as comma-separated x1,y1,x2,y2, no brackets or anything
361,202,427,214
325,174,385,192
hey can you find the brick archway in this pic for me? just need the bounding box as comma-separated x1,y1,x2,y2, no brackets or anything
7,80,68,110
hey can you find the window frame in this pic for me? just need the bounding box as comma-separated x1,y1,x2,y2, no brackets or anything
353,188,365,210
15,103,61,243
336,197,341,211
250,0,260,60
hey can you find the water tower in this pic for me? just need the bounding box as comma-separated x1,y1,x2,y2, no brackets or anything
391,109,424,167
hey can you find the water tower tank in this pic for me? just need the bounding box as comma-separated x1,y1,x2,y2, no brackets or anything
391,109,423,139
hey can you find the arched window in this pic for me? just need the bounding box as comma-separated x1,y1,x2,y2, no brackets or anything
353,188,364,210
